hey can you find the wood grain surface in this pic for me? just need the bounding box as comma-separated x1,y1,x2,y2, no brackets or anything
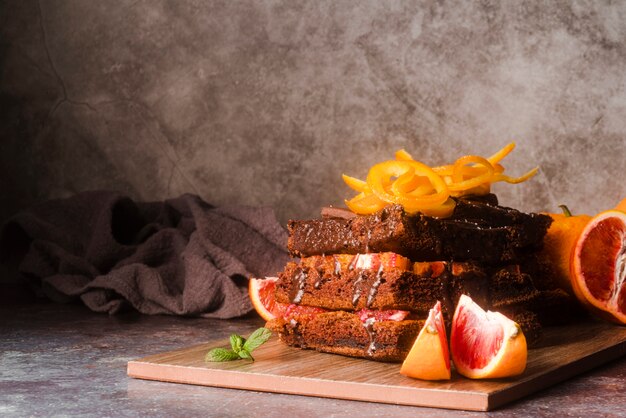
127,320,626,411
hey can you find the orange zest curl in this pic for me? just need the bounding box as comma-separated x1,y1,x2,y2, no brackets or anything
343,142,538,218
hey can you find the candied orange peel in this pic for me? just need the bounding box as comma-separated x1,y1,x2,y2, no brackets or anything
343,142,538,217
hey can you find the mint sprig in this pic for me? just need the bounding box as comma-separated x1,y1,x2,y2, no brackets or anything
205,347,241,362
205,327,272,362
243,327,272,352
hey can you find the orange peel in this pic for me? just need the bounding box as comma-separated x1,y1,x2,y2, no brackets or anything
366,160,450,213
342,174,369,193
342,142,537,217
344,192,387,214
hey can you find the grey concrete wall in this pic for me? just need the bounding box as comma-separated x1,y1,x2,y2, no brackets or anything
1,0,625,227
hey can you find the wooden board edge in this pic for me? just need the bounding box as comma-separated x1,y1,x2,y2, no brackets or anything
127,361,490,411
486,338,626,410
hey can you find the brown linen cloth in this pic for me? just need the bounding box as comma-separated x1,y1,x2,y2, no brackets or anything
0,191,290,318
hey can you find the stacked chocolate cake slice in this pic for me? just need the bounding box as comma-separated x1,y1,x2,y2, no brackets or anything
266,195,577,362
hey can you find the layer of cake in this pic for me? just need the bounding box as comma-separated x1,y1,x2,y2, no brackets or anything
488,264,541,310
287,200,552,263
275,253,571,334
503,310,543,346
275,257,488,316
498,288,583,326
266,306,543,362
266,310,424,362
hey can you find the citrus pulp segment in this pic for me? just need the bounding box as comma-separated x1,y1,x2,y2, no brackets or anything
450,295,527,379
571,210,626,324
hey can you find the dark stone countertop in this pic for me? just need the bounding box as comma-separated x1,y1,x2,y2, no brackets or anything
2,301,626,417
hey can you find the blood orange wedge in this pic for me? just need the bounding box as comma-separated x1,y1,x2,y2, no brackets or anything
400,301,450,380
571,210,626,324
451,295,527,379
249,277,280,321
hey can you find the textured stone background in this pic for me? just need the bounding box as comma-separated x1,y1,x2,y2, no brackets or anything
1,0,625,227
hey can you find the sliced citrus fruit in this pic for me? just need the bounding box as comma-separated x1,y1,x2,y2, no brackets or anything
616,197,626,213
249,277,280,321
249,277,327,321
570,210,626,324
451,295,527,379
400,301,450,380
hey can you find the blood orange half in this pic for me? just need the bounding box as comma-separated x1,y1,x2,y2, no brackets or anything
249,277,280,321
400,301,450,380
451,295,527,379
571,210,626,324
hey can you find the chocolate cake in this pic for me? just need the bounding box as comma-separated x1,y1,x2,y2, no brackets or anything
275,257,488,316
266,310,424,362
268,198,570,362
288,199,552,263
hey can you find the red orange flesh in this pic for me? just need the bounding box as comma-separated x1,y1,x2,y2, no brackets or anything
571,210,626,324
450,295,527,379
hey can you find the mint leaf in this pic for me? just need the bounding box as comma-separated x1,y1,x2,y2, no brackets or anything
242,327,272,352
205,348,240,362
237,349,254,361
230,334,244,354
205,328,272,363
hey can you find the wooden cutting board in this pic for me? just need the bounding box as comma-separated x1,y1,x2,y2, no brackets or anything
127,320,626,411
